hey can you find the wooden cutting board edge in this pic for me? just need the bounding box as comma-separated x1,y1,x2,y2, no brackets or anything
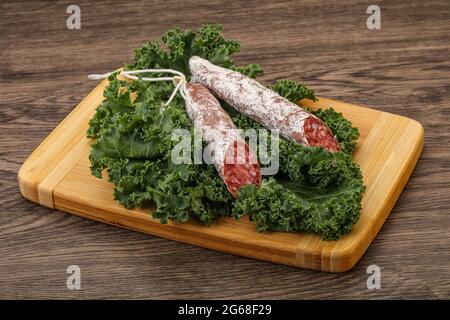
17,78,425,272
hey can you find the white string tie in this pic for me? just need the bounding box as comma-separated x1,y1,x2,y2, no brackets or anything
88,69,187,106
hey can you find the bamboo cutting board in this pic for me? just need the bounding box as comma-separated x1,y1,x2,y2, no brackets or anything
18,78,424,272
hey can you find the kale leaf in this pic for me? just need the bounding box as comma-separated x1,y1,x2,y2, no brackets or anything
126,24,261,79
233,177,364,240
271,79,318,102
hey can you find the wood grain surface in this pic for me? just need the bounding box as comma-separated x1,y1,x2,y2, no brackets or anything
1,0,449,298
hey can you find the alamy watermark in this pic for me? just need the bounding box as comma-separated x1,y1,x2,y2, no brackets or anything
66,265,81,290
66,5,81,30
366,5,381,30
366,264,381,289
170,128,280,175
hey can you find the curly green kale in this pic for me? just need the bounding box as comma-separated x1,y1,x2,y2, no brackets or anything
126,24,263,79
271,79,317,102
88,75,233,225
87,24,365,240
234,177,364,240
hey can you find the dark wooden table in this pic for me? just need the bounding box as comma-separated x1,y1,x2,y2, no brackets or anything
1,0,449,299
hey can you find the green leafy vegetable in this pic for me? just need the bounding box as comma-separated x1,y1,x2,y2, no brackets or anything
126,24,260,79
87,24,365,240
271,79,318,102
233,177,363,240
88,74,232,225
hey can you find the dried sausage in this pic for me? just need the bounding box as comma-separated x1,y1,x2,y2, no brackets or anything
184,83,262,197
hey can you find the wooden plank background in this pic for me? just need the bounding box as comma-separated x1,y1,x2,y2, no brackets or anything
0,0,449,299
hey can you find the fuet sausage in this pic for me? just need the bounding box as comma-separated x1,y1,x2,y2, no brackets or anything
184,82,262,197
189,56,341,152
